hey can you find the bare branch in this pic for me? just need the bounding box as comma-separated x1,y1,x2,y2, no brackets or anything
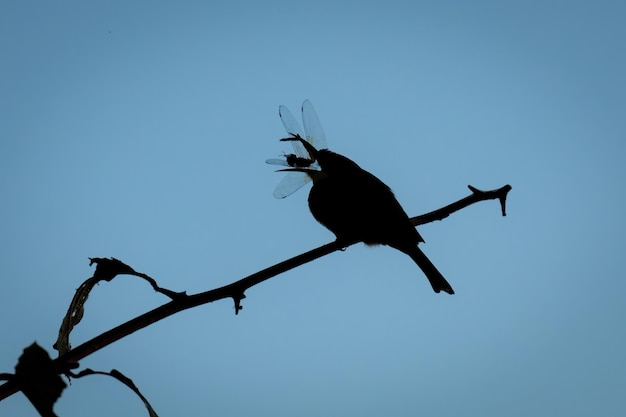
0,183,510,402
411,184,511,226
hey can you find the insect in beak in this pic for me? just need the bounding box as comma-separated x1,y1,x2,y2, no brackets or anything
280,136,319,161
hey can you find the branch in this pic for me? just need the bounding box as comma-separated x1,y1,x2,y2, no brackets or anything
0,183,510,402
411,184,511,225
0,241,343,401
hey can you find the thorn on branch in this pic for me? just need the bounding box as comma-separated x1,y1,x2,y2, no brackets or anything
233,293,246,315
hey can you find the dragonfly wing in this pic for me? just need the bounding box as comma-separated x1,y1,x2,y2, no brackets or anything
273,172,311,199
301,100,327,150
279,105,308,158
265,158,289,166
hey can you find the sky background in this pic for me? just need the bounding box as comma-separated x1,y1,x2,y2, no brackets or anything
1,1,625,416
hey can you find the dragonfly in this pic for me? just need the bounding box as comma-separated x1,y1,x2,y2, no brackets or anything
266,100,328,199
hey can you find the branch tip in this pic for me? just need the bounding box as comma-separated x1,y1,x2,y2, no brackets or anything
499,184,512,216
411,183,511,226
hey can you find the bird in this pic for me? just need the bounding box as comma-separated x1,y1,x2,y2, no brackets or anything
280,136,454,295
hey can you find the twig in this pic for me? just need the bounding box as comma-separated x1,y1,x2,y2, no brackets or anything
411,184,511,225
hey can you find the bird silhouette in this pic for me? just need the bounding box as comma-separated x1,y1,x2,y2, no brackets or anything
280,136,454,295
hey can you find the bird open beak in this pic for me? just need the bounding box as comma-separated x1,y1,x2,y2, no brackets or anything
277,167,327,181
280,136,319,161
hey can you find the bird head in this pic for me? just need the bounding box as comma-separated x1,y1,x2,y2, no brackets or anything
279,136,361,178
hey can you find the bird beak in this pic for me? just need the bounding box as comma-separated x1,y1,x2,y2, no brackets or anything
277,167,315,173
280,135,319,160
278,167,326,181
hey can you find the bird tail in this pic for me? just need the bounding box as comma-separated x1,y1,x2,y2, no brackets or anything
405,246,454,295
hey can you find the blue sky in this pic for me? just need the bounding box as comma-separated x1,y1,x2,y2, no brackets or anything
1,1,625,416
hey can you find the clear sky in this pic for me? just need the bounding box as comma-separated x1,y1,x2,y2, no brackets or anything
1,1,624,416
